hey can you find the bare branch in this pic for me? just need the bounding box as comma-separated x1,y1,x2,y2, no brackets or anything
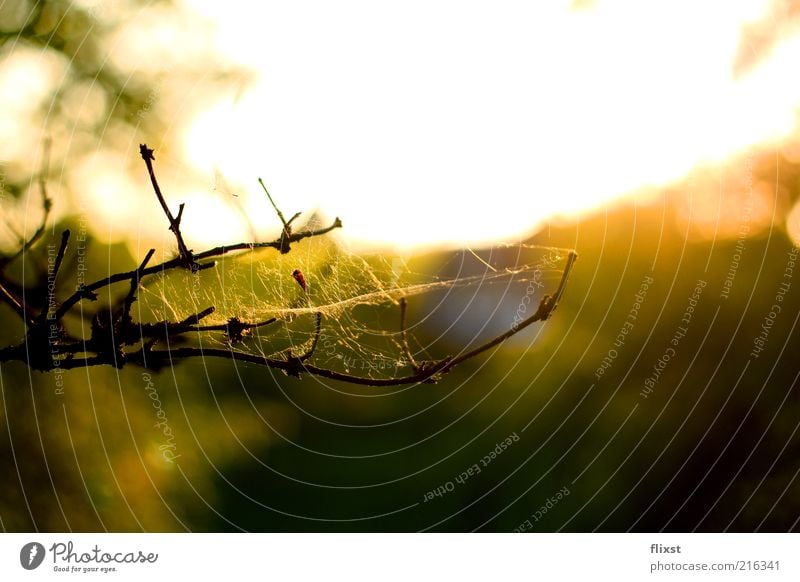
52,229,71,280
121,248,156,328
179,306,216,326
399,297,420,372
38,229,70,324
0,143,577,387
258,178,291,232
286,211,302,228
53,215,341,320
193,218,343,260
139,144,197,269
1,137,53,268
296,312,322,363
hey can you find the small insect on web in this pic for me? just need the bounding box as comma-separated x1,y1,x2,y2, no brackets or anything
292,269,307,293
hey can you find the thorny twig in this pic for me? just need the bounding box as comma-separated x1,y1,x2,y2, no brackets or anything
38,229,70,324
399,297,420,371
139,144,197,270
259,178,305,253
0,144,577,385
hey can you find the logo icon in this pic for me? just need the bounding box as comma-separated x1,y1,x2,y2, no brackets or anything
20,542,45,570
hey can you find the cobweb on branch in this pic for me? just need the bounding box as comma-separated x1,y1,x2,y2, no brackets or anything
135,232,573,381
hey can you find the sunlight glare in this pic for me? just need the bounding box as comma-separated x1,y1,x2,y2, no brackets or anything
182,0,800,250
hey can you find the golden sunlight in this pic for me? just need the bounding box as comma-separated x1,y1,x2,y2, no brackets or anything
179,0,800,250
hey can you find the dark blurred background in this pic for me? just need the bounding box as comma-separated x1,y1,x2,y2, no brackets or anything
1,0,800,532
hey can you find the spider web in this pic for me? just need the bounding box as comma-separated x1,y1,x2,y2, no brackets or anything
135,230,574,381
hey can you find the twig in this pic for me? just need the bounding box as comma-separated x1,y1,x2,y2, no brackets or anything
139,144,196,269
1,138,53,267
217,316,276,344
55,256,212,319
258,178,290,231
258,178,315,253
52,229,70,282
286,211,302,227
297,312,322,362
122,249,156,320
178,306,216,326
38,229,70,323
53,218,341,320
117,347,453,386
0,280,33,324
399,297,420,371
193,218,343,260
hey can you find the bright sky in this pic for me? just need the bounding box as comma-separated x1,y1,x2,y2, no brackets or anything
174,0,800,250
8,0,796,252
